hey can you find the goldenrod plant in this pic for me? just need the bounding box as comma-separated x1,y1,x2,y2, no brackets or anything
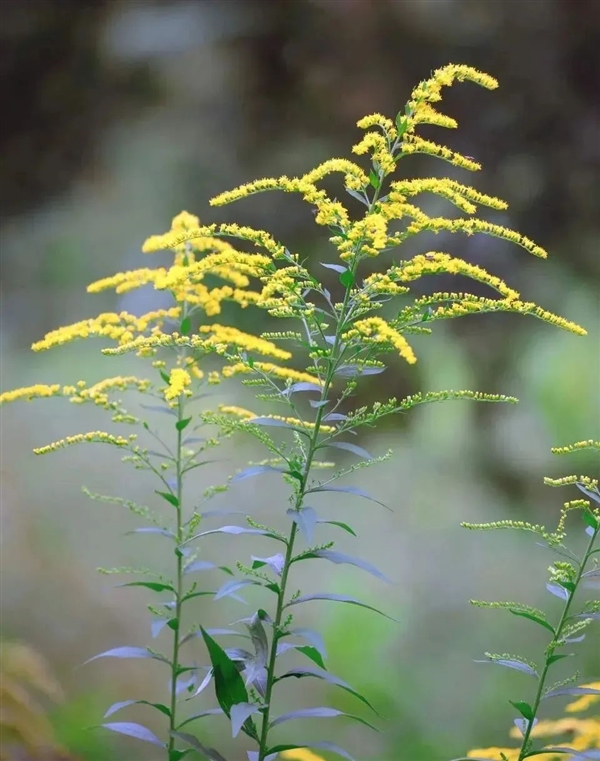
0,65,591,760
459,441,599,761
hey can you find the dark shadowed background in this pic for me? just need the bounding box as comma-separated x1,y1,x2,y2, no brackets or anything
1,1,599,759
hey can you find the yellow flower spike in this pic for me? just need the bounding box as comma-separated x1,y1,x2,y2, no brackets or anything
389,177,508,214
197,325,292,361
344,316,417,365
164,368,192,402
221,361,322,387
352,132,396,174
209,176,312,207
393,253,520,300
551,440,600,455
300,158,369,188
410,64,499,105
87,268,167,294
0,384,62,405
411,102,458,130
33,431,133,455
217,405,256,419
401,135,482,171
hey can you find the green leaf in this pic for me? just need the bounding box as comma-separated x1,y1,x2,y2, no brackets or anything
510,609,556,635
395,113,409,137
583,510,599,530
509,700,534,720
167,618,179,632
156,491,179,508
118,581,174,593
296,645,326,670
160,370,170,384
318,520,357,537
200,628,250,718
180,316,192,335
339,270,355,289
369,170,380,189
547,653,572,666
176,417,192,432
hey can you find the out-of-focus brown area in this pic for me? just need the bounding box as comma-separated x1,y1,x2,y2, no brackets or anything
1,2,598,759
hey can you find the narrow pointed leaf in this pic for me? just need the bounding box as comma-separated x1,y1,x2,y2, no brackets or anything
251,554,285,575
140,404,176,417
547,583,569,600
151,619,168,638
176,708,223,729
284,382,323,395
317,520,357,537
118,581,174,593
288,507,317,544
277,666,376,711
323,412,348,422
101,722,164,747
474,657,537,676
270,706,377,731
85,647,167,665
231,465,287,483
128,527,175,538
509,700,534,720
249,417,296,429
335,365,386,377
287,627,328,658
542,685,600,700
215,578,262,601
326,441,373,460
310,399,330,408
184,525,283,545
200,628,249,717
104,699,171,719
296,549,390,582
171,732,229,761
320,263,347,274
307,484,387,508
176,416,192,431
230,702,260,738
286,592,396,620
509,609,555,635
245,612,269,668
184,560,216,574
156,491,179,508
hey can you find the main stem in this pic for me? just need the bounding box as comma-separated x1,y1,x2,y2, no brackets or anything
256,267,358,760
517,525,598,759
167,398,185,757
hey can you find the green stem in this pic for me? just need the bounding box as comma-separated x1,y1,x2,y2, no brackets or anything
256,169,383,760
167,397,185,758
257,266,359,760
517,526,598,759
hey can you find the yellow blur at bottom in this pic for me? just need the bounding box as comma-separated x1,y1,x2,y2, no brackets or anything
281,751,326,761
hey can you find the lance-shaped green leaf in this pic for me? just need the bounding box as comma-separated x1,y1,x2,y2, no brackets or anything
101,722,164,747
176,708,223,730
509,699,534,720
231,465,288,483
292,549,390,583
104,699,171,719
509,609,556,635
325,441,373,460
215,578,266,601
230,702,260,738
276,666,376,711
182,525,285,546
251,553,285,575
317,519,357,537
285,592,396,621
542,685,600,700
276,643,326,669
281,627,328,658
171,732,229,761
269,706,377,731
307,484,387,508
200,628,250,719
117,581,175,593
156,490,179,508
474,655,537,677
85,646,169,665
287,507,318,544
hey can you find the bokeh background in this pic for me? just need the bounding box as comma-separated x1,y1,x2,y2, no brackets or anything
1,1,599,759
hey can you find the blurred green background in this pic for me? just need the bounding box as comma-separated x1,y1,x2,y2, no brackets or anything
0,1,599,759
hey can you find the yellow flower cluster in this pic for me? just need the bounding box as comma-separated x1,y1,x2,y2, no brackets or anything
197,324,291,360
389,177,508,215
0,383,62,405
164,368,192,401
143,222,287,260
361,272,410,296
401,135,481,171
333,213,389,260
352,131,396,175
551,440,600,455
301,158,369,191
217,405,256,419
393,253,519,299
343,317,417,365
221,361,323,387
31,309,181,352
87,268,166,294
33,431,134,455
